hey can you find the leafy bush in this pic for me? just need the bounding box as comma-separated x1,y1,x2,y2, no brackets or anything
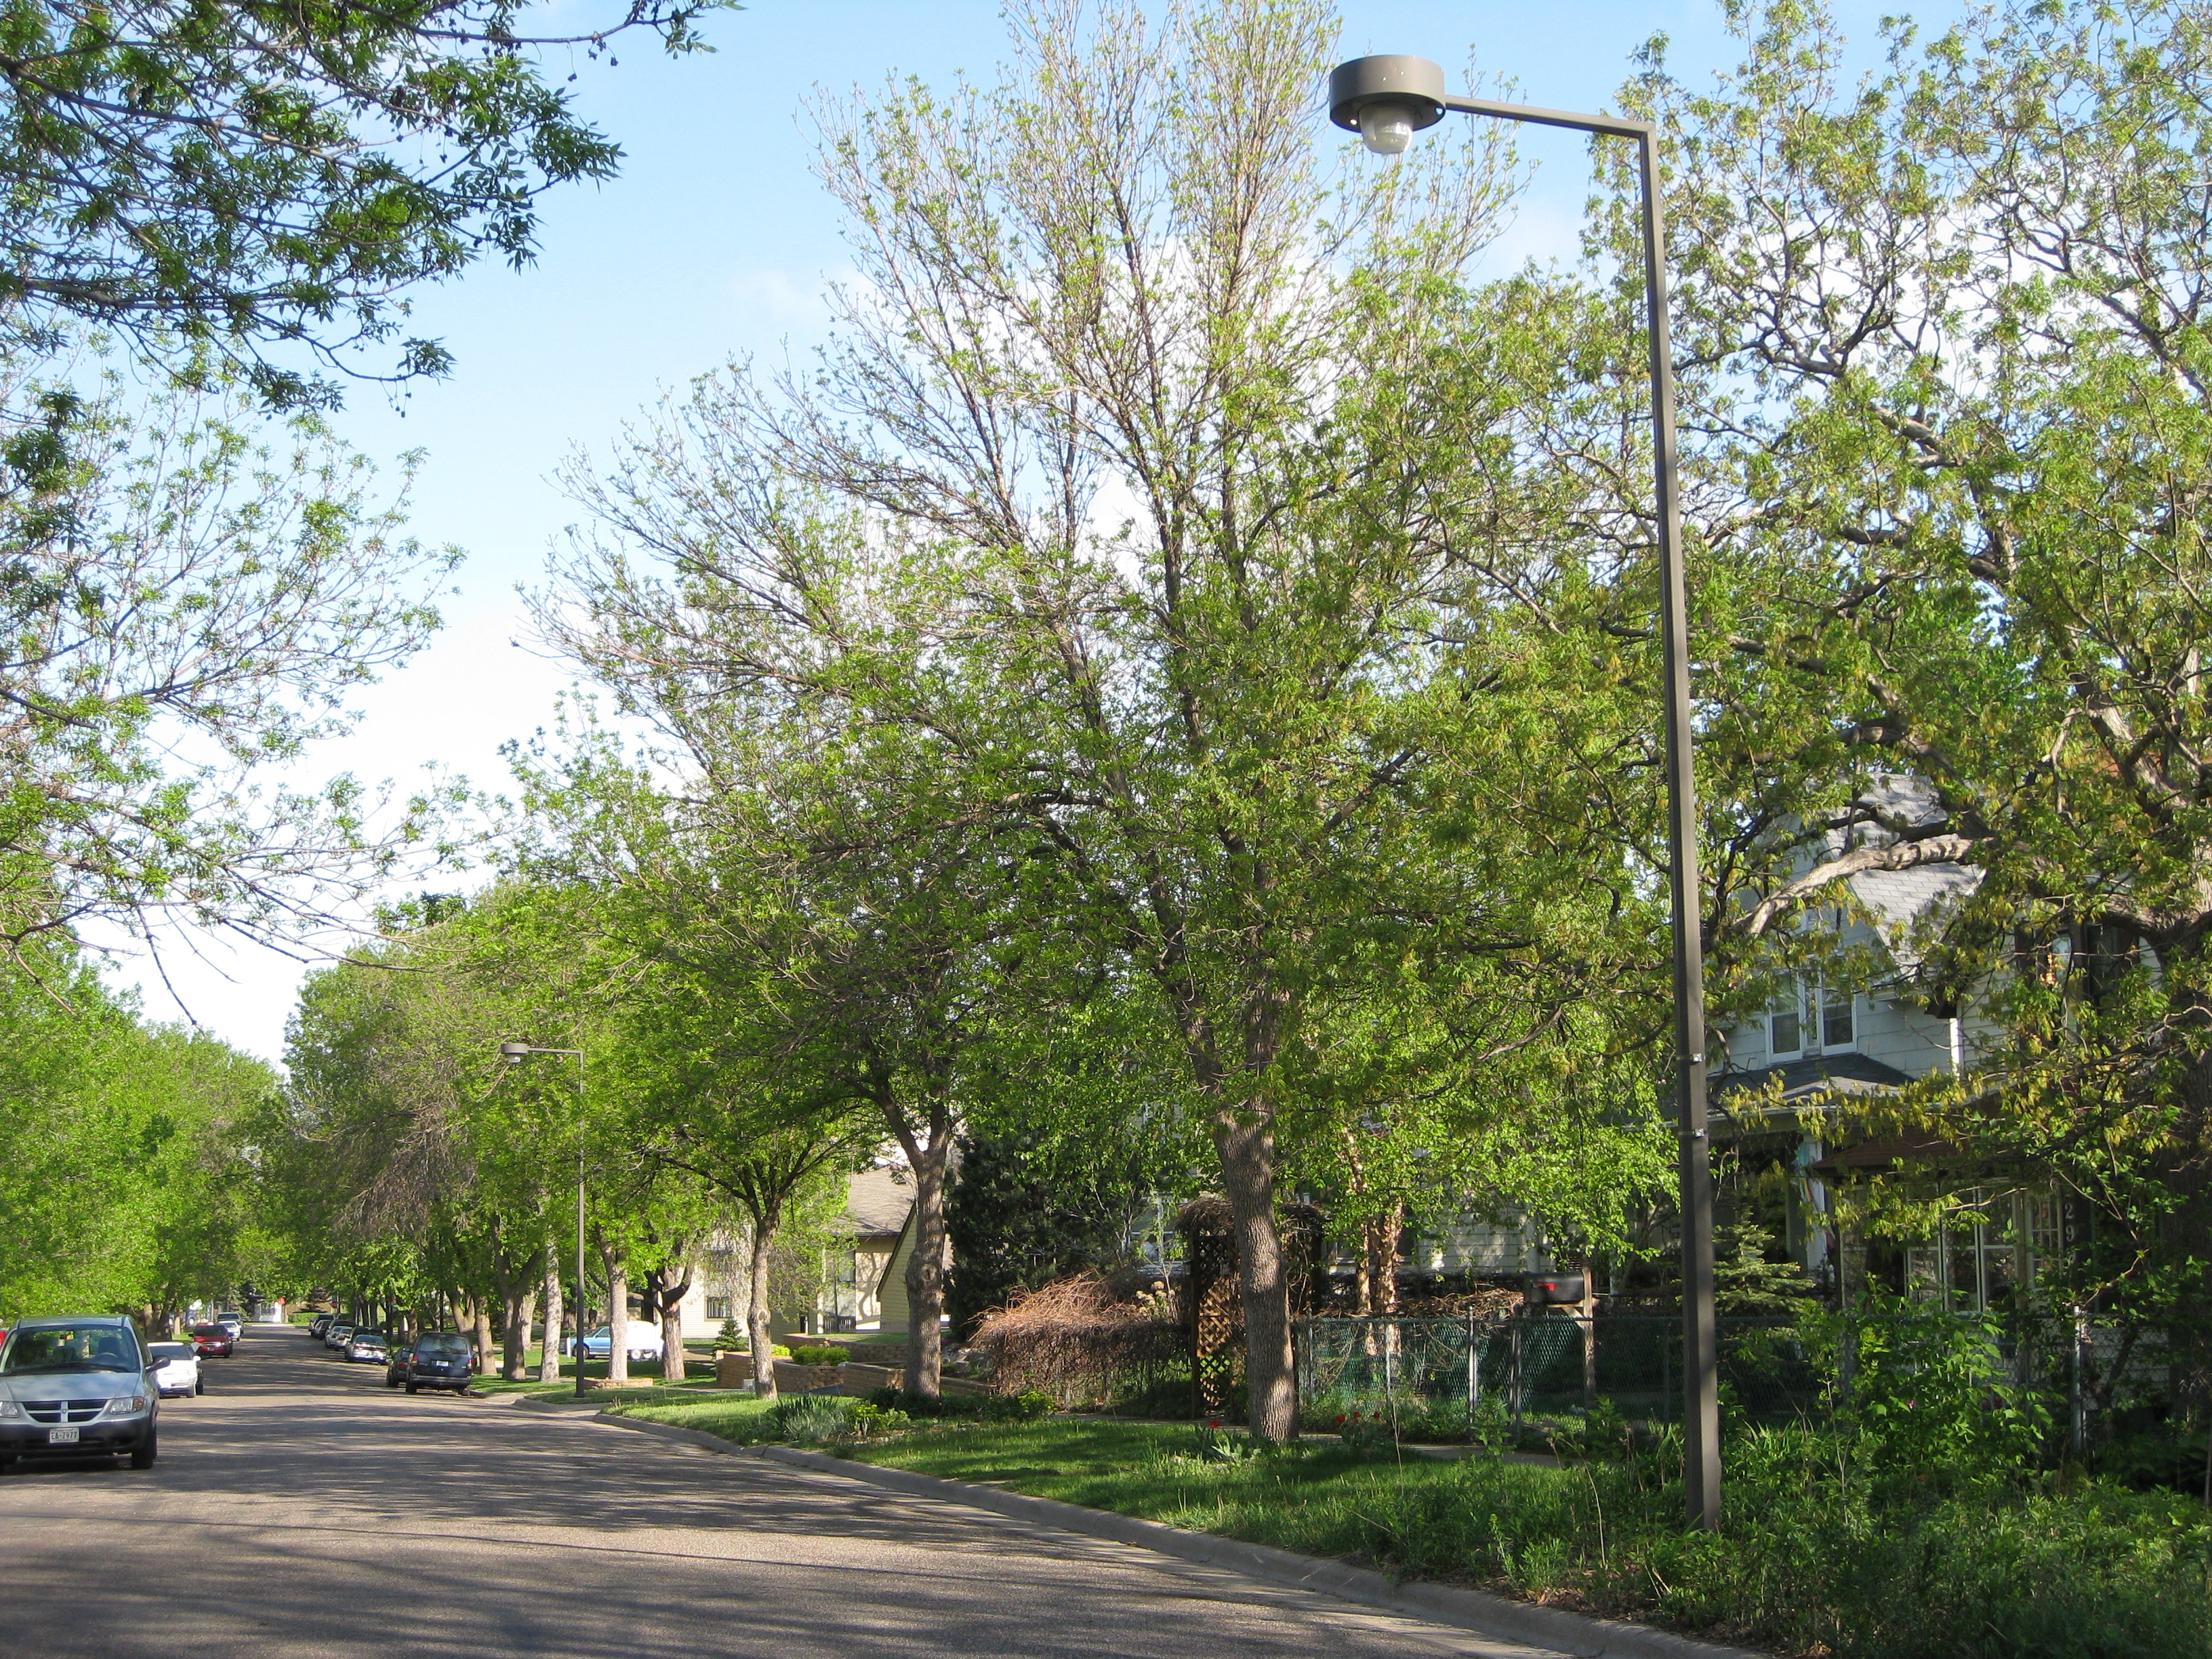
1326,1409,1398,1456
764,1394,856,1444
1191,1420,1267,1462
841,1401,914,1439
981,1389,1057,1422
1800,1296,2051,1475
790,1344,850,1366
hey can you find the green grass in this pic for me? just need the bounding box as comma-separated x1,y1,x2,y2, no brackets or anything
456,1345,750,1397
609,1393,783,1439
613,1408,2210,1659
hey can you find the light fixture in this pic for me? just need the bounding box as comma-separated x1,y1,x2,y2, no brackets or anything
1356,100,1420,155
1328,54,1446,156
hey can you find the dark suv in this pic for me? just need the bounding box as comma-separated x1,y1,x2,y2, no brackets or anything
398,1331,474,1393
0,1315,159,1471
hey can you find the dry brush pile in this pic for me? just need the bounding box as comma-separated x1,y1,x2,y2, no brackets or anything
970,1273,1183,1408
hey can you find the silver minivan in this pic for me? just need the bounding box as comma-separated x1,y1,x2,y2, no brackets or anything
0,1315,159,1471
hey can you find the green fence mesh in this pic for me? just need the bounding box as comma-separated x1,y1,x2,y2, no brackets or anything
1298,1314,1841,1428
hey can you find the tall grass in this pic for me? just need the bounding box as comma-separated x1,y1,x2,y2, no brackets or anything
846,1418,2212,1659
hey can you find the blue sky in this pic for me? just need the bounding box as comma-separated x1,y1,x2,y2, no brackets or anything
117,0,1955,1060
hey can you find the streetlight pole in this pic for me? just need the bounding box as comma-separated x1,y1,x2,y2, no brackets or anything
1328,55,1721,1530
501,1041,590,1401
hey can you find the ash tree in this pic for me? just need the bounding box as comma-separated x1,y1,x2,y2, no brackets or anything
1626,0,2212,1347
0,0,729,406
544,0,1656,1441
0,368,459,972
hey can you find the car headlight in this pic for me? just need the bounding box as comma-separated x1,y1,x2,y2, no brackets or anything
103,1395,149,1417
0,1399,22,1419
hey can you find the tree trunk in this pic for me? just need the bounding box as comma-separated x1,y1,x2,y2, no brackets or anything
747,1218,779,1400
500,1284,536,1382
1217,1112,1295,1443
605,1246,630,1387
539,1232,565,1383
903,1134,951,1401
659,1266,691,1384
465,1292,495,1376
1366,1206,1401,1317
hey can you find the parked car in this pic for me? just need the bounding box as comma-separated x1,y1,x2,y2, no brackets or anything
145,1342,203,1398
324,1323,354,1351
396,1331,474,1393
344,1330,388,1364
308,1313,335,1339
568,1322,664,1361
188,1325,234,1359
0,1315,159,1471
213,1311,244,1339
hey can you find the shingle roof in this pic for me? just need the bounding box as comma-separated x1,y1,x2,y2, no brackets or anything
844,1168,913,1239
1837,773,1982,969
1711,1052,1915,1126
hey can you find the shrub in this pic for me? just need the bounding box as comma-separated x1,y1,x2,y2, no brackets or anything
790,1344,850,1367
980,1389,1057,1423
764,1394,856,1444
969,1273,1181,1407
841,1401,913,1439
1800,1296,2050,1476
1191,1420,1267,1462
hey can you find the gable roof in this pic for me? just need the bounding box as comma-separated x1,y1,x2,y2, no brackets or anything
844,1168,913,1240
1711,1052,1916,1133
1840,775,1981,970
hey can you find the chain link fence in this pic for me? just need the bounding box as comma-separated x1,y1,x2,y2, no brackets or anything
1294,1311,2177,1441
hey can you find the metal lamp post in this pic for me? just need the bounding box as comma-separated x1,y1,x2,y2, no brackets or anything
501,1040,590,1401
1328,54,1721,1530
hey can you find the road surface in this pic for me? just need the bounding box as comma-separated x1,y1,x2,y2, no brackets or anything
0,1325,1570,1658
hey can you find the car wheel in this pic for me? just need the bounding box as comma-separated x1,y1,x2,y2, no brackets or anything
194,1378,205,1395
129,1427,157,1470
405,1380,419,1394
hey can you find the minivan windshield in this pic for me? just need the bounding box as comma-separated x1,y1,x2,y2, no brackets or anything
147,1343,192,1361
415,1334,468,1354
3,1326,140,1374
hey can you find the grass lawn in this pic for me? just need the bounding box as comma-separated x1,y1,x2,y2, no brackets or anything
600,1405,2212,1659
610,1393,783,1440
464,1344,746,1399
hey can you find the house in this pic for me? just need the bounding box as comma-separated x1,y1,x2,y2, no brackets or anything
1707,773,2069,1312
808,1168,912,1336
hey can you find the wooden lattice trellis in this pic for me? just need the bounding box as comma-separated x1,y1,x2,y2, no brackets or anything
1178,1199,1326,1418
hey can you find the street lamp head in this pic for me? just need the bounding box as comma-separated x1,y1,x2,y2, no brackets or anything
499,1042,532,1065
1328,54,1447,156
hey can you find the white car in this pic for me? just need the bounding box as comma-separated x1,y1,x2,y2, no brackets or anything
567,1322,663,1361
145,1341,203,1398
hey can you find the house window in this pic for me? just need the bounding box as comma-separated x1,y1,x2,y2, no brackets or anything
1769,986,1804,1059
1904,1187,2048,1312
705,1297,731,1322
1767,976,1856,1061
1822,985,1855,1049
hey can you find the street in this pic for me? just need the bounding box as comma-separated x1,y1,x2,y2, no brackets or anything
0,1326,1567,1658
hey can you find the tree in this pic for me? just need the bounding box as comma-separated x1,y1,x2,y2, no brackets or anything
0,0,728,405
0,361,462,973
547,0,1648,1440
1622,0,2212,1344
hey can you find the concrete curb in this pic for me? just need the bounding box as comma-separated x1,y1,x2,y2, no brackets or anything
558,1406,1765,1659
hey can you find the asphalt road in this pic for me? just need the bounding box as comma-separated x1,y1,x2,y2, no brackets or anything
0,1326,1571,1658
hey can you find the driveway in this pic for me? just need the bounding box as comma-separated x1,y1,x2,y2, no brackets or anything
0,1326,1569,1658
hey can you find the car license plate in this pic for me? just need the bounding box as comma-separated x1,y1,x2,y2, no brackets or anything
47,1426,78,1444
